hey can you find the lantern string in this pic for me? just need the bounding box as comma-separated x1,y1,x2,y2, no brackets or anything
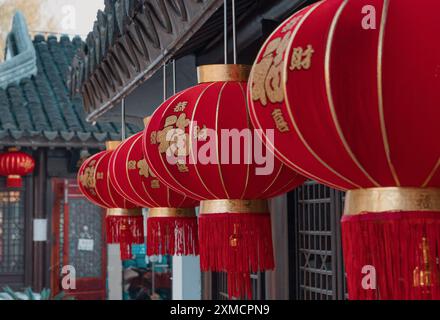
121,97,126,140
224,0,228,64
163,62,167,102
172,59,176,95
232,0,237,64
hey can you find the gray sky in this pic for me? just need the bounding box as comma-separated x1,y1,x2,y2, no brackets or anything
41,0,105,37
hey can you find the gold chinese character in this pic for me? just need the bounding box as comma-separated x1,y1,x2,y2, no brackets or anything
290,45,314,71
251,32,291,106
150,131,157,145
151,180,160,189
128,160,137,170
96,172,104,180
137,159,155,179
157,114,190,156
193,125,208,141
281,16,302,33
272,109,290,133
79,166,96,188
177,163,189,173
174,101,188,112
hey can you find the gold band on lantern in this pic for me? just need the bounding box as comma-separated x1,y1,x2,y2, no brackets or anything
106,141,121,151
149,207,196,218
344,187,440,216
7,175,21,179
200,199,269,214
106,208,143,217
197,64,251,83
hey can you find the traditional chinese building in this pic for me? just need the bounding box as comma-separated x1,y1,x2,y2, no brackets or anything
0,12,140,299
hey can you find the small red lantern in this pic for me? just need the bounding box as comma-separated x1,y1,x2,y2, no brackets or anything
109,129,199,257
249,0,440,299
144,64,306,298
0,148,35,188
78,142,144,261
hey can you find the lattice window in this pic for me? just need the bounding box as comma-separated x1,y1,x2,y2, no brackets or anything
290,180,346,300
211,272,265,300
0,184,25,276
67,198,103,278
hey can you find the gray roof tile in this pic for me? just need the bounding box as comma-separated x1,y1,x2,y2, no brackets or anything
0,34,141,146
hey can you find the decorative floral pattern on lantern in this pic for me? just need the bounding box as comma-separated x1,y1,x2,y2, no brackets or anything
109,131,199,256
0,148,35,188
144,64,306,299
77,143,144,261
248,0,440,299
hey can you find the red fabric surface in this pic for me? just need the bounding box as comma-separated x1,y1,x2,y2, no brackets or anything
143,82,306,201
147,217,198,256
77,151,110,208
94,150,138,209
109,132,198,208
249,0,440,190
342,211,440,300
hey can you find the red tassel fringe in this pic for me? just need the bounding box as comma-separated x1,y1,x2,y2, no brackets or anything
342,211,440,300
199,213,275,299
106,215,145,261
147,217,199,256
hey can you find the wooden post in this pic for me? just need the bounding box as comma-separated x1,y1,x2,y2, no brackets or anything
32,148,47,291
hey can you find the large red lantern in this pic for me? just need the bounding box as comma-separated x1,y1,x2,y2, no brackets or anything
109,130,199,256
78,142,144,260
249,0,440,299
0,148,35,188
144,64,306,298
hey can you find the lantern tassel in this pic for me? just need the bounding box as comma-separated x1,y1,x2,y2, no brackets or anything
342,211,440,300
147,217,199,256
106,215,145,261
6,175,22,188
199,212,274,299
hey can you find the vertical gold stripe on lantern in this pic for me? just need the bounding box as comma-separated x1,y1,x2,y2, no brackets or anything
324,0,381,188
377,0,401,186
188,82,219,199
422,158,440,187
215,82,231,199
282,0,362,190
238,82,251,199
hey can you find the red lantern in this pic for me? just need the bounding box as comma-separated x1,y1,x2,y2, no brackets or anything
109,130,199,256
249,0,440,299
0,148,35,188
78,142,144,261
144,64,306,298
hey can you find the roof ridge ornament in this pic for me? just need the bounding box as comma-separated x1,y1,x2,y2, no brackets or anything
0,11,37,89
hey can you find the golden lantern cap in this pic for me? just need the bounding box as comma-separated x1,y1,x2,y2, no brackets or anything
197,64,251,83
105,141,121,151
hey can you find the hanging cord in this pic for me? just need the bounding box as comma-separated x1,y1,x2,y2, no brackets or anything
232,0,237,64
172,59,177,95
121,97,126,140
224,0,228,64
163,63,167,102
